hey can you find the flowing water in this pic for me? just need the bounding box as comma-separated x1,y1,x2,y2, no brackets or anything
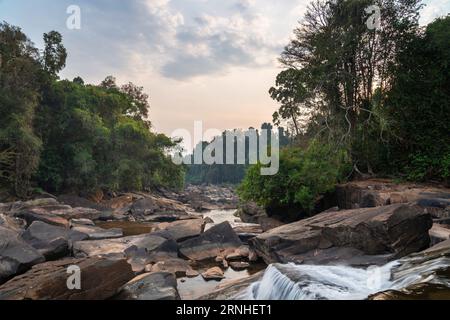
236,253,450,300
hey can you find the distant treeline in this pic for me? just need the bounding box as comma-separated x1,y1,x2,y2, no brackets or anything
185,123,291,185
0,23,184,198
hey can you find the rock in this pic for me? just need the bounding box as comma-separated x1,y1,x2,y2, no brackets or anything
153,219,205,242
429,224,450,246
103,195,134,210
250,204,432,266
0,257,134,300
335,179,450,210
226,246,250,261
70,218,95,227
229,262,250,271
22,221,88,260
0,213,25,232
0,226,45,284
150,258,197,277
202,267,224,281
130,195,188,220
237,202,284,231
115,272,180,300
58,194,110,211
179,222,242,262
198,272,264,300
186,269,200,278
73,233,177,259
15,208,69,228
71,224,123,240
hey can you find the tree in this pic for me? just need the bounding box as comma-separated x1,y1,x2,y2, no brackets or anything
386,15,450,181
0,22,42,197
276,0,422,171
42,31,67,76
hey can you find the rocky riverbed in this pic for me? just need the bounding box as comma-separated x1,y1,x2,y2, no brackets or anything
0,181,450,300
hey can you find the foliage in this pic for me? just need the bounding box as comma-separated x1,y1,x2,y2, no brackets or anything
238,141,350,217
385,16,450,182
0,22,185,197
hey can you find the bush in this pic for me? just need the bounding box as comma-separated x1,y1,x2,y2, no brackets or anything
238,140,350,220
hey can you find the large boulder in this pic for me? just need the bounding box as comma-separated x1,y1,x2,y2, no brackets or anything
179,222,242,261
153,219,205,242
0,226,45,284
336,179,450,210
0,257,134,300
22,221,88,260
250,204,432,266
115,272,180,300
237,202,284,231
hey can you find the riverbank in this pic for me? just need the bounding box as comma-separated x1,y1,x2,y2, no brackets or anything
0,181,450,300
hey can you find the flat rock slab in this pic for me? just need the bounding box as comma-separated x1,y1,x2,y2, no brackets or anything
0,257,134,300
22,221,88,260
153,219,205,242
0,226,45,284
147,258,196,277
251,204,432,266
179,222,242,262
71,224,123,240
15,208,69,228
72,233,178,259
115,272,180,300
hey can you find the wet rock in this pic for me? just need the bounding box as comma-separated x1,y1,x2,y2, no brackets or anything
202,267,224,281
0,257,134,300
179,222,242,262
22,221,88,260
115,272,180,300
0,226,45,284
198,272,263,300
251,204,432,266
153,219,205,242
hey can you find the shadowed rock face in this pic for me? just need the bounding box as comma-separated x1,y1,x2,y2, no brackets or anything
250,204,432,266
0,226,45,284
115,272,180,300
179,222,243,262
0,257,134,300
22,221,88,260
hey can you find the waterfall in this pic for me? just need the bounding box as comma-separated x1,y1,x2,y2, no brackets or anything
236,256,450,300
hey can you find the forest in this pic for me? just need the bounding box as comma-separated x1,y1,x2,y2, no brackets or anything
0,24,184,199
238,0,450,216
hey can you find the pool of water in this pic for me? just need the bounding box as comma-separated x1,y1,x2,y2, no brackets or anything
177,262,266,300
96,221,156,236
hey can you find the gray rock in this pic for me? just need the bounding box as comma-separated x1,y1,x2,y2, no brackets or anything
251,204,432,266
179,222,242,261
22,221,88,260
115,272,180,300
0,226,45,284
71,224,123,240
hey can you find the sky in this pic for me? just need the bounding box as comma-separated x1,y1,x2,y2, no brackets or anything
1,0,449,148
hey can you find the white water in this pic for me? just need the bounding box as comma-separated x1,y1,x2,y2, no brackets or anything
237,256,450,300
